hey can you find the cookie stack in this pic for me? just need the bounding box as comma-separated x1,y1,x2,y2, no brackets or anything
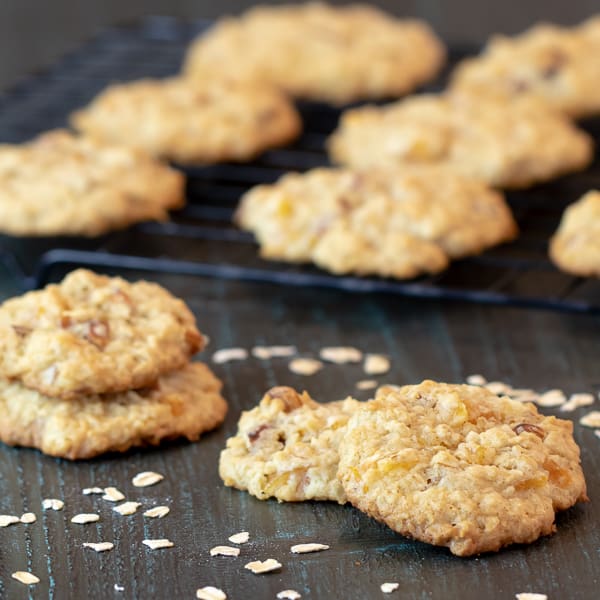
0,269,227,459
220,382,587,556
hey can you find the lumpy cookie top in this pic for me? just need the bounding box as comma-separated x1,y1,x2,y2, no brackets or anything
219,386,360,503
183,2,445,105
72,77,301,164
0,269,205,399
328,91,593,189
451,16,600,118
338,381,587,556
0,130,184,237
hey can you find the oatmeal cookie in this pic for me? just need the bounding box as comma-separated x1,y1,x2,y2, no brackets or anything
328,92,593,189
0,269,204,399
550,190,600,277
71,76,301,164
0,362,226,460
338,381,587,556
183,2,445,105
236,166,517,279
451,16,600,118
219,386,360,503
0,130,184,237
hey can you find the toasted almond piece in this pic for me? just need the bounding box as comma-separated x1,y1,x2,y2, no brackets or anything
580,411,600,428
102,487,125,502
537,389,566,407
196,586,227,600
113,502,141,516
485,381,513,395
42,498,64,511
83,542,114,552
143,506,170,519
252,345,296,359
289,358,323,376
142,538,174,550
212,348,248,364
11,571,40,585
228,531,249,544
132,471,164,487
210,545,240,557
356,379,378,390
560,393,595,412
364,354,390,375
20,512,36,524
83,487,104,495
290,543,329,554
320,346,363,364
381,582,400,593
466,374,486,386
71,513,100,524
277,591,301,600
515,594,547,600
244,559,282,574
0,515,20,527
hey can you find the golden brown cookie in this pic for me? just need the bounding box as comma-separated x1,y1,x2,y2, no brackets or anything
183,2,445,105
71,76,301,164
550,190,600,277
451,16,600,118
236,166,517,279
0,269,204,400
219,386,360,503
328,92,593,189
0,130,184,237
0,362,226,460
337,381,587,556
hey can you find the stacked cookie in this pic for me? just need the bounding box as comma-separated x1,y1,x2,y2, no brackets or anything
220,382,587,556
0,269,227,459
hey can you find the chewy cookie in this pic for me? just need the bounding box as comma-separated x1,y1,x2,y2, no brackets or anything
236,166,517,279
219,386,360,503
550,190,600,277
337,381,587,556
451,16,600,119
0,130,184,237
71,76,301,164
0,269,204,400
328,92,593,189
0,362,227,460
183,2,445,105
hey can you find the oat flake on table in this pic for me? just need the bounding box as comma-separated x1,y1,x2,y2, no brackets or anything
132,471,164,487
20,512,36,524
290,543,329,554
196,586,227,600
277,591,301,600
83,542,114,552
363,353,390,375
113,502,142,516
143,506,170,519
560,393,595,412
142,538,174,550
0,515,20,527
537,389,566,407
228,531,249,544
381,582,400,593
71,513,100,524
83,487,104,495
102,487,125,502
244,558,282,574
289,358,323,376
580,411,600,428
11,571,40,585
515,594,547,600
252,345,296,359
466,374,487,386
212,348,248,364
319,346,363,364
42,498,64,511
210,545,240,557
356,379,378,390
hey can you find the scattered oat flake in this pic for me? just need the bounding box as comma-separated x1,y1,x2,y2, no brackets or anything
289,358,323,376
560,393,595,412
290,543,329,554
580,411,600,428
142,538,174,550
364,354,390,375
356,379,378,390
210,545,240,557
252,345,296,359
113,502,141,516
196,587,227,600
102,487,125,502
320,346,363,364
132,471,164,487
83,542,114,552
0,515,20,527
71,513,100,524
277,591,301,600
244,559,282,574
537,389,566,407
466,374,487,386
42,498,64,511
381,582,400,594
595,430,600,439
143,506,170,519
515,594,547,600
212,347,248,364
228,531,249,544
20,512,36,524
83,487,104,495
509,389,539,403
11,571,39,585
485,381,513,395
114,584,125,592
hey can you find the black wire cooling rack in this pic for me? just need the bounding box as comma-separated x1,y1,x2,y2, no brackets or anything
1,16,600,312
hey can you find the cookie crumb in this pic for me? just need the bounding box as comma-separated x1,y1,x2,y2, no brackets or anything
290,543,329,554
289,358,323,376
320,346,363,364
381,582,400,593
244,558,282,574
11,571,39,585
102,487,125,502
83,487,104,495
466,374,486,386
142,539,174,550
580,411,600,428
83,542,114,552
20,512,36,524
364,354,390,375
132,471,164,487
210,545,240,557
196,587,227,600
143,506,170,519
42,498,64,511
228,531,249,544
356,379,378,390
537,389,566,407
277,591,301,600
515,594,547,600
0,515,20,527
252,345,296,359
560,393,595,412
212,348,248,364
113,502,142,516
71,513,100,524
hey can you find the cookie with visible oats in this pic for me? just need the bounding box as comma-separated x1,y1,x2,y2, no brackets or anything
337,381,588,556
219,386,360,503
183,2,445,105
0,269,204,399
451,16,600,119
0,362,226,459
0,130,184,237
328,92,593,189
550,190,600,277
71,76,301,164
236,166,517,279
